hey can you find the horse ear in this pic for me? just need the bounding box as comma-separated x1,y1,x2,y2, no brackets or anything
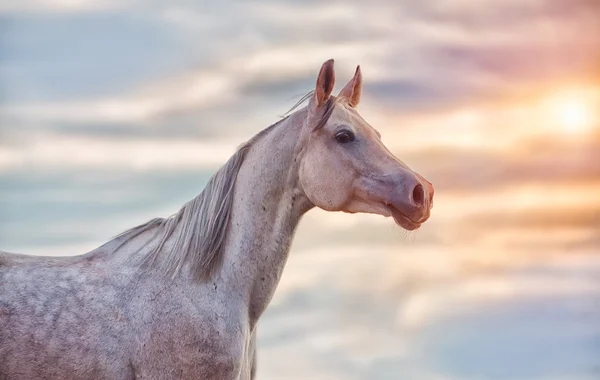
313,59,335,107
337,65,362,107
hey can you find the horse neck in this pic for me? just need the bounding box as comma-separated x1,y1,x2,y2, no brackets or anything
93,109,313,324
219,110,313,326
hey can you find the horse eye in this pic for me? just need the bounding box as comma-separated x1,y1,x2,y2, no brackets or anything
335,129,355,143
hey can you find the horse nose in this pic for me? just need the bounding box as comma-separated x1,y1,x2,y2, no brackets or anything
389,172,433,222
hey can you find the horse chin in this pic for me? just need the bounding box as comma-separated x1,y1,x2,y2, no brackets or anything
387,205,422,231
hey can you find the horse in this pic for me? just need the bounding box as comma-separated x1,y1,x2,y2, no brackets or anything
0,59,434,380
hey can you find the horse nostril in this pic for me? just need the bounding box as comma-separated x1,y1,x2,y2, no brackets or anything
412,183,425,208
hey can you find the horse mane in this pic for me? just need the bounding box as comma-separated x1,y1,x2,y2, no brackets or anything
112,93,339,281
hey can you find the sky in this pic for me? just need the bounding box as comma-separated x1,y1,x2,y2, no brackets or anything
1,1,599,379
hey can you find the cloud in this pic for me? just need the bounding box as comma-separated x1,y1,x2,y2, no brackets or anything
0,68,239,124
0,0,126,14
379,92,600,192
394,253,600,330
0,167,215,252
403,137,600,193
465,205,600,231
0,132,239,172
2,0,598,124
0,10,187,105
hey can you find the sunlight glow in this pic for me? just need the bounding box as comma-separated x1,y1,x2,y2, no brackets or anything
558,100,593,133
547,90,597,135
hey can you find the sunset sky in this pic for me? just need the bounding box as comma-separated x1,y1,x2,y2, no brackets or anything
1,1,599,379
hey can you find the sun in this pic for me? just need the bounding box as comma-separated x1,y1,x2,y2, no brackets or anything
557,100,593,134
545,89,597,136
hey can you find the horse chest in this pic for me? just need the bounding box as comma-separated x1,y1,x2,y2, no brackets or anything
136,322,248,380
133,289,250,380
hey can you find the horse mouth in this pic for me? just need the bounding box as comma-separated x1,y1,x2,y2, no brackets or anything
386,204,422,231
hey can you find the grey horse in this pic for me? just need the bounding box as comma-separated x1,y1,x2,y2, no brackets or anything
0,59,434,380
